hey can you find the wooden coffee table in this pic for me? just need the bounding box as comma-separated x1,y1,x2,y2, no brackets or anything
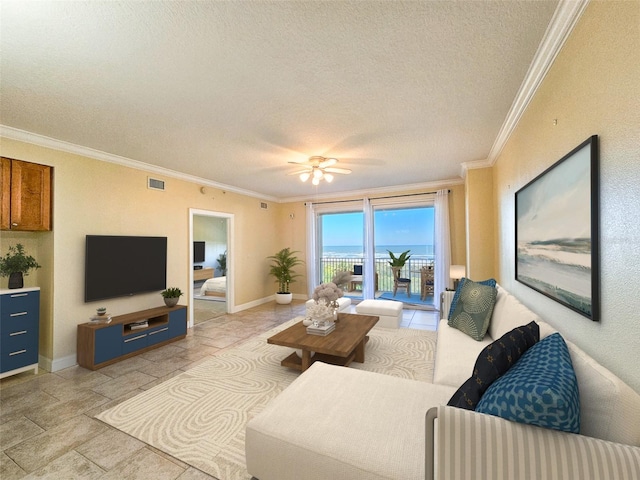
267,313,379,372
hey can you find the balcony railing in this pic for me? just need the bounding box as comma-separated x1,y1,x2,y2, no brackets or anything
319,256,434,296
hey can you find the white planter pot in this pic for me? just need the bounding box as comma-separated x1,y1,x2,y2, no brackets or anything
275,292,293,304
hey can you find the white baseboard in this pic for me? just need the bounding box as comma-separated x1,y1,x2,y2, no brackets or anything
44,353,77,373
231,293,307,313
231,296,273,313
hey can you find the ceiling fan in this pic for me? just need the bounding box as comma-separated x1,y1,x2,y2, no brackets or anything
287,156,352,185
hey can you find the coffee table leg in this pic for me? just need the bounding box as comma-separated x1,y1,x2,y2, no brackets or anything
354,339,366,363
301,350,312,371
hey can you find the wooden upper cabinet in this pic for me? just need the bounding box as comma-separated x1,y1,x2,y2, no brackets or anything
0,157,53,231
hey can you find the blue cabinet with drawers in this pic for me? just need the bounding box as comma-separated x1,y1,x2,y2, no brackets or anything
77,305,187,370
1,287,40,379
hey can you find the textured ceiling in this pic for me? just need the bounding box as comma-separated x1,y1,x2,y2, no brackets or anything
1,0,560,200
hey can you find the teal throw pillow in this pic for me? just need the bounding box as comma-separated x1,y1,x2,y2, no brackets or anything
476,333,580,434
448,277,496,320
448,280,497,341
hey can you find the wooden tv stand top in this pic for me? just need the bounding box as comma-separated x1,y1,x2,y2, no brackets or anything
79,305,184,329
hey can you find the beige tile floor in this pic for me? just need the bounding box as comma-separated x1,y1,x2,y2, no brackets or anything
0,301,438,480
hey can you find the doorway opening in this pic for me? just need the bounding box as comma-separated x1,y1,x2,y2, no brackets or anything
189,209,234,327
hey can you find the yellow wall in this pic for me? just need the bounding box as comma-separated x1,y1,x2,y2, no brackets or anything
0,138,282,370
493,1,640,392
465,167,495,280
1,136,465,370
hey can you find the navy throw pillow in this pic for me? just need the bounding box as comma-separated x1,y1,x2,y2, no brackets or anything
448,321,540,410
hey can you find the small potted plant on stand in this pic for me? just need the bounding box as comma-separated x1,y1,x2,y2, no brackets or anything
388,249,411,294
268,247,303,305
161,287,183,307
0,244,41,289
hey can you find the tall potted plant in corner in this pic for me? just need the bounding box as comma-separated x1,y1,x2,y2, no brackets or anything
0,244,41,289
268,247,303,305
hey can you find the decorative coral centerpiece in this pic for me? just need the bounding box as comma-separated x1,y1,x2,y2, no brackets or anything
307,281,343,325
312,282,343,305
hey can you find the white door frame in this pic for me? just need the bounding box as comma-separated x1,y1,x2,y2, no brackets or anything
188,208,235,328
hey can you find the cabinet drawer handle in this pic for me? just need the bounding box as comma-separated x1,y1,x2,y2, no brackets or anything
149,328,169,335
10,293,29,298
124,334,147,343
10,312,28,317
9,349,27,356
12,222,19,227
10,330,27,336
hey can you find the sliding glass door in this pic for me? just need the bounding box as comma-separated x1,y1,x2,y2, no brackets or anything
317,211,368,299
373,205,435,305
312,201,436,306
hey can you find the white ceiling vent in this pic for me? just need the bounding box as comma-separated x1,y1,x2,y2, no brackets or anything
147,177,165,191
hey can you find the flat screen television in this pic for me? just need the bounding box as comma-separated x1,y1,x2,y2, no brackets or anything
194,241,205,263
85,235,167,302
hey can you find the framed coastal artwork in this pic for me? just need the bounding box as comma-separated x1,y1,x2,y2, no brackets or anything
515,135,599,321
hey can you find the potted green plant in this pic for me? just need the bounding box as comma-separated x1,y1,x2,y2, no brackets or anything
0,244,41,289
161,287,183,307
268,247,303,304
388,249,411,281
217,251,227,276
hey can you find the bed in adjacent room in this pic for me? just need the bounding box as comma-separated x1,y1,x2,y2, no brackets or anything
199,276,227,298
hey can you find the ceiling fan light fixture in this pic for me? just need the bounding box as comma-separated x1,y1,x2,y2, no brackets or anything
289,155,352,186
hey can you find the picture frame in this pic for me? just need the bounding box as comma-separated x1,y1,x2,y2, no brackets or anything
515,135,599,321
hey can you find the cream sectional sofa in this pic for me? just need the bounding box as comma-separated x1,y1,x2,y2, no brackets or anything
246,285,640,480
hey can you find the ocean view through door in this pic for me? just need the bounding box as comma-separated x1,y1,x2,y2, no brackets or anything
373,206,435,306
318,211,366,299
318,206,436,307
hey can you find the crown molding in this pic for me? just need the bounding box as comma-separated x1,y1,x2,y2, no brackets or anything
280,177,464,204
0,125,280,202
460,158,493,179
487,0,590,165
1,124,464,204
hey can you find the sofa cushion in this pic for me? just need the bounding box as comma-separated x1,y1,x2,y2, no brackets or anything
448,321,540,410
476,333,580,433
488,285,542,340
433,319,493,388
448,277,496,319
245,362,458,480
565,339,640,445
448,280,497,341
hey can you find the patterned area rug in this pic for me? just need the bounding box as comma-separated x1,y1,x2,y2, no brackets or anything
96,318,437,480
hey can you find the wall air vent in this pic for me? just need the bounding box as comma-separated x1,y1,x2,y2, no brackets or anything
148,177,165,191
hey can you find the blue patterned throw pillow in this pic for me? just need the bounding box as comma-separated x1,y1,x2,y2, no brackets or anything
447,277,496,320
476,333,580,433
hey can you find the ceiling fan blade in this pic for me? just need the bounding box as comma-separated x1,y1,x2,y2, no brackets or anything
318,158,338,168
324,167,351,174
287,168,312,175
